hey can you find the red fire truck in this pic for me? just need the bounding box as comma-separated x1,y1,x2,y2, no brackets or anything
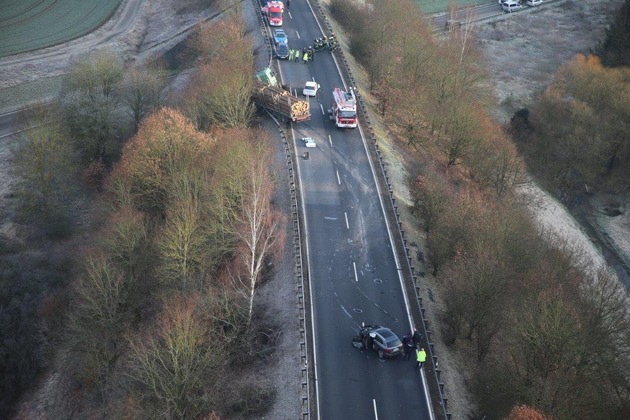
330,87,357,128
262,1,284,26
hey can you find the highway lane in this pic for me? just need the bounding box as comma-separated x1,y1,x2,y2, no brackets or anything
271,2,433,419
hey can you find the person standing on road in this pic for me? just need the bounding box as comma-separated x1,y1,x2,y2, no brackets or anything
413,329,423,349
303,51,309,63
402,333,414,360
416,348,427,368
288,48,294,61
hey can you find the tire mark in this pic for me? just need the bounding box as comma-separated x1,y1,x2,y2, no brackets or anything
0,0,122,58
0,0,60,29
0,0,47,26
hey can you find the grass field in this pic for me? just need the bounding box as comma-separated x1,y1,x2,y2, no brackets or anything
0,0,122,58
416,0,486,15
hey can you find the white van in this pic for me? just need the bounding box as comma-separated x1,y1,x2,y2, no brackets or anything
502,0,523,12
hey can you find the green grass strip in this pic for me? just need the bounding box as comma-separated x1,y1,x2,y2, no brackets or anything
416,0,487,15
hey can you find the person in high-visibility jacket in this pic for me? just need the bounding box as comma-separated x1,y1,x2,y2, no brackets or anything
416,348,427,368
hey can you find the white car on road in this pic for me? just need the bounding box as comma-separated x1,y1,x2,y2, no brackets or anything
303,80,320,97
502,0,523,12
302,137,316,148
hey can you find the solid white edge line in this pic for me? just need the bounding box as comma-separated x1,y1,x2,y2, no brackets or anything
303,0,435,418
373,399,379,420
355,111,436,420
292,122,321,420
353,261,358,282
320,18,436,420
344,212,349,229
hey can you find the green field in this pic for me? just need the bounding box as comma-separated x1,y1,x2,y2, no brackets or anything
0,0,122,58
416,0,486,15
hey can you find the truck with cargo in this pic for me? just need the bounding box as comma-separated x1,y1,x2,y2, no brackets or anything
253,68,310,122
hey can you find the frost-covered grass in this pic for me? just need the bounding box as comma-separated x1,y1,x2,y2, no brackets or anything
0,76,64,113
416,0,483,15
0,0,122,58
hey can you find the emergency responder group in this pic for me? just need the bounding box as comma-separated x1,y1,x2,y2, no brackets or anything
288,46,315,63
402,330,427,369
285,34,337,63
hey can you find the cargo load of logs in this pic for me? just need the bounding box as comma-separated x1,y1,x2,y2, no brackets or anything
252,81,311,122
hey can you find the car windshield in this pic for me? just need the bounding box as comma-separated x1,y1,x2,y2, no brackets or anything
340,110,356,118
270,11,282,18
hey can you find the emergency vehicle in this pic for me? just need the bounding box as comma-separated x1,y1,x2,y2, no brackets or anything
262,1,284,26
330,87,357,128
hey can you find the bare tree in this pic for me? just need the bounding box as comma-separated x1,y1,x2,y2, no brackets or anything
64,48,124,99
118,67,165,131
444,247,509,360
62,49,125,163
66,252,129,386
411,172,452,233
471,136,529,198
107,108,214,216
157,197,210,291
102,205,149,278
183,15,255,129
228,142,286,325
12,105,78,220
126,295,223,419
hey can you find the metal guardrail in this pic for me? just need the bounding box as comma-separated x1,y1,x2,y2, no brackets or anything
306,1,452,419
250,0,312,418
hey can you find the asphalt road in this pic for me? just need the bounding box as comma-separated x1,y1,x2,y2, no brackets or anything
269,2,433,419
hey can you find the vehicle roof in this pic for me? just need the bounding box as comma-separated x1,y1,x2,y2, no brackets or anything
373,327,395,337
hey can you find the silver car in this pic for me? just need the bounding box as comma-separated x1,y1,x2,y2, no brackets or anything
353,324,403,359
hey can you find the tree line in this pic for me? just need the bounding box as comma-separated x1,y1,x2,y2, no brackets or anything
5,8,286,418
330,0,630,418
511,0,630,195
511,54,630,195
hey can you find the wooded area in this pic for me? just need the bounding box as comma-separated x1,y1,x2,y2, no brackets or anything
2,9,287,418
3,0,630,417
331,0,630,418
